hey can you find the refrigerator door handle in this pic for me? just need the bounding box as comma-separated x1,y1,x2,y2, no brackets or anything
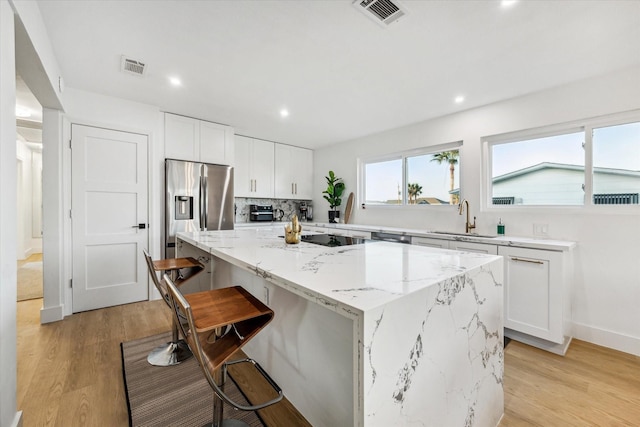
198,171,204,230
202,173,208,230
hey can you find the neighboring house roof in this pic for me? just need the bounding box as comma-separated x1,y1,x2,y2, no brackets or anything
450,162,640,194
492,162,640,184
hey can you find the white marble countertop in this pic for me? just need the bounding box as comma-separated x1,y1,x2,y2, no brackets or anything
177,227,502,314
302,222,576,251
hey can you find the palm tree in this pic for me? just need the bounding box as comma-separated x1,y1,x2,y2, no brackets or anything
431,150,459,204
407,182,423,204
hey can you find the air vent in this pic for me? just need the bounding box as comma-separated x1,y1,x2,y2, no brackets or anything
353,0,407,27
120,55,146,76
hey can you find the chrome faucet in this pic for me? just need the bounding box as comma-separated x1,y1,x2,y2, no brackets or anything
458,199,476,233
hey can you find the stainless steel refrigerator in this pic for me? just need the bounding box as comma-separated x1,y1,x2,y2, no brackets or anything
165,159,234,258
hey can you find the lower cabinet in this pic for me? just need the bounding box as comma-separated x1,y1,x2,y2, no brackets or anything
412,236,572,352
304,226,371,239
498,246,568,345
331,229,372,239
412,237,497,254
411,236,449,249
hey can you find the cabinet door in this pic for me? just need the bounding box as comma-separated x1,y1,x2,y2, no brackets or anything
449,241,498,254
499,246,563,344
275,145,313,200
200,121,234,165
293,146,313,200
234,135,252,197
412,236,449,249
165,113,197,161
252,139,274,198
274,144,294,198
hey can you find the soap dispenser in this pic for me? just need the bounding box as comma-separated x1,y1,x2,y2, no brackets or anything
497,218,505,235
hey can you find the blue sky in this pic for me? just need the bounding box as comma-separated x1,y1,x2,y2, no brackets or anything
493,122,640,177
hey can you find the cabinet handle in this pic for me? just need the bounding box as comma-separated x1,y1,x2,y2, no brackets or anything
291,183,294,194
510,257,544,265
295,183,297,194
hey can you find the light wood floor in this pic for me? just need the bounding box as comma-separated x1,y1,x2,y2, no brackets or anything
17,298,640,426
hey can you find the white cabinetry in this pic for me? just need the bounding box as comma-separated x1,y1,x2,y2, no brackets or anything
274,144,313,200
449,240,498,254
413,235,572,354
234,135,274,198
164,113,234,165
331,229,371,239
411,237,449,249
412,237,497,254
499,246,569,347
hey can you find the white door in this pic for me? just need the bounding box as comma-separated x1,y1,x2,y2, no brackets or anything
71,124,148,312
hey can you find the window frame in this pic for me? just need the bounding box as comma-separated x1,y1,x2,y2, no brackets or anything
482,110,640,213
359,141,463,209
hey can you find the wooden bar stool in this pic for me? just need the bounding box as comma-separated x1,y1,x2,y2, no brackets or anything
143,249,204,366
164,273,283,427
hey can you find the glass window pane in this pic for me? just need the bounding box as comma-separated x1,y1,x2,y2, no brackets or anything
407,150,459,205
364,159,403,205
592,121,640,205
491,132,584,205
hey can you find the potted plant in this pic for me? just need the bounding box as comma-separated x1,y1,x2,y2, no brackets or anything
322,170,345,223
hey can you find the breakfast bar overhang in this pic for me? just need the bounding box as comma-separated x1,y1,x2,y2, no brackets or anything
176,227,504,427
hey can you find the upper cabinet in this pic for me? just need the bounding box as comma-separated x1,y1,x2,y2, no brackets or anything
164,113,234,165
234,135,274,198
274,144,313,200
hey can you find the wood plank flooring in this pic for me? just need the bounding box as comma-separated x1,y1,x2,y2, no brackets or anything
17,298,640,426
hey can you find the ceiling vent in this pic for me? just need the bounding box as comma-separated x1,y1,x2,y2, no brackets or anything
353,0,407,27
120,55,146,77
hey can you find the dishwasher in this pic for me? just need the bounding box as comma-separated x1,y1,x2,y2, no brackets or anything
370,231,412,244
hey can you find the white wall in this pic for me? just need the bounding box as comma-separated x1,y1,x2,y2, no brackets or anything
313,66,640,356
0,1,20,426
16,140,42,259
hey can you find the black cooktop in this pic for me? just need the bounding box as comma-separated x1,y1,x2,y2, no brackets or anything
301,234,370,247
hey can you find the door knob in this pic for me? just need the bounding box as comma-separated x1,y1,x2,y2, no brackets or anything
132,224,146,229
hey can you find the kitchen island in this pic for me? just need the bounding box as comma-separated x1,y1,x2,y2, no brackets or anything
176,227,504,427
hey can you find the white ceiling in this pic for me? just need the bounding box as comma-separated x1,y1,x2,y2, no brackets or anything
31,0,640,149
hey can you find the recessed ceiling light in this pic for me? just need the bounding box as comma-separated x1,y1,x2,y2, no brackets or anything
501,0,517,7
15,106,31,118
280,109,289,118
454,95,465,104
169,77,182,86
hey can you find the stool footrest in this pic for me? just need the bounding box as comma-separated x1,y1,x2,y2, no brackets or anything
219,358,283,411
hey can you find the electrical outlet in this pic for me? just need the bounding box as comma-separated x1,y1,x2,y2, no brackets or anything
533,223,549,236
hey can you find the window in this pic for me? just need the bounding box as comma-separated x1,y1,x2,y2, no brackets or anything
362,143,461,206
592,121,640,205
486,114,640,207
490,131,585,205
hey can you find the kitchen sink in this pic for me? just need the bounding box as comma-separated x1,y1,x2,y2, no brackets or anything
430,231,498,238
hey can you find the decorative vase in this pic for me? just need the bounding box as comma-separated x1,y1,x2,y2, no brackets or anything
328,210,340,223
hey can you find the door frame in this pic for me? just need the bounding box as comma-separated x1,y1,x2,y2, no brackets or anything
58,117,157,317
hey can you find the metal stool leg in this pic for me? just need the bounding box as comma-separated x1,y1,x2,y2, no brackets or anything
147,317,192,366
207,366,250,427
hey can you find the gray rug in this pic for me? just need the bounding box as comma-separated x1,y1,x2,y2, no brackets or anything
121,332,264,427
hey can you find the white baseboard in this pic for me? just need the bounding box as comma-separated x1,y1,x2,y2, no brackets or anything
40,304,64,323
572,321,640,356
505,328,572,356
12,411,23,427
